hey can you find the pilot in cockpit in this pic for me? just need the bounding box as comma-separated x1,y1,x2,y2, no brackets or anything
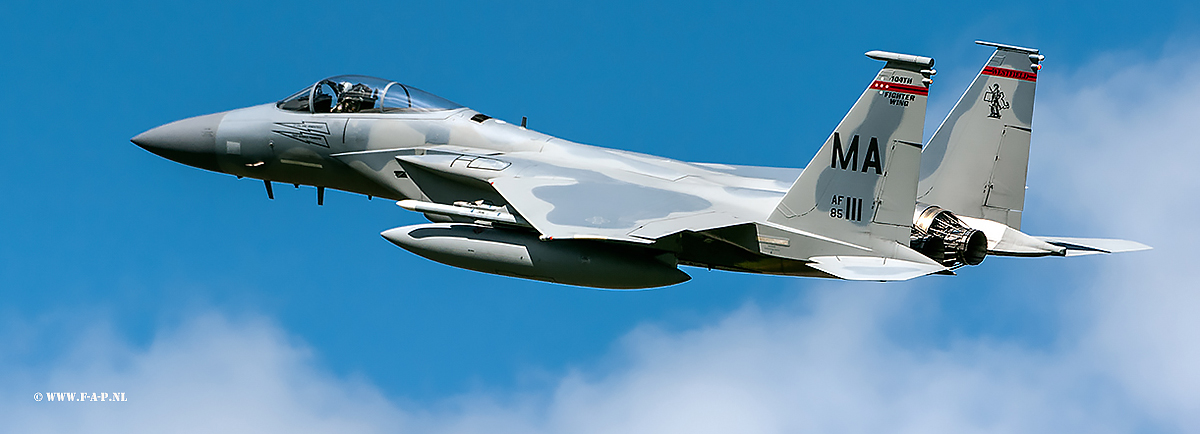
332,81,379,113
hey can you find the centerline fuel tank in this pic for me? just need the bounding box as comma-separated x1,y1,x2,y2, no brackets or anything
381,223,690,289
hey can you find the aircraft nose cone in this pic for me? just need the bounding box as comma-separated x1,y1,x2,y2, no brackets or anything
132,112,226,172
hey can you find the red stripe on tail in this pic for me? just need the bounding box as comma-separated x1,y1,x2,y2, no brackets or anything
870,80,929,96
981,66,1037,82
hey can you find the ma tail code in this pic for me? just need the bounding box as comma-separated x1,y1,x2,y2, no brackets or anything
830,133,883,175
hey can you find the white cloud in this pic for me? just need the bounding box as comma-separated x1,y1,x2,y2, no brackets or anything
4,47,1200,433
0,314,410,434
0,290,1145,434
1034,47,1200,432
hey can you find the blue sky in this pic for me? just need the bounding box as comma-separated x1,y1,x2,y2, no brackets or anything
2,1,1200,432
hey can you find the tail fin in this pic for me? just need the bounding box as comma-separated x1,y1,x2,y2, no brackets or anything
918,41,1044,230
768,50,934,250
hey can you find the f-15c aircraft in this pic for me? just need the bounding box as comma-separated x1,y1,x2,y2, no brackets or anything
133,41,1147,289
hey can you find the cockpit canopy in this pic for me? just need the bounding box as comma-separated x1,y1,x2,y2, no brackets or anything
277,75,463,114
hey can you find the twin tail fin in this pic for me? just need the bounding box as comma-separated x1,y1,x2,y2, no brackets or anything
917,41,1044,230
762,50,943,280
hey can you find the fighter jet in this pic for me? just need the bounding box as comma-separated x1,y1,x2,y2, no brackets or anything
132,41,1148,289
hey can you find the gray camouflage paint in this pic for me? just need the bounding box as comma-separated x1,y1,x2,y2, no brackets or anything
131,43,1147,288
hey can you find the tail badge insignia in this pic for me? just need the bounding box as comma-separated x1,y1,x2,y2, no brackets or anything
983,84,1010,119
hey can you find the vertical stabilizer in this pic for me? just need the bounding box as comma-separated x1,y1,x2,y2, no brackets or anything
768,51,934,251
918,41,1043,230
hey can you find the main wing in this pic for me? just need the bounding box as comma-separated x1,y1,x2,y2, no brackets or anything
390,145,785,244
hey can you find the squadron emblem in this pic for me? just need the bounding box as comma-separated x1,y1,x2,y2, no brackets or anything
982,83,1010,119
272,121,331,147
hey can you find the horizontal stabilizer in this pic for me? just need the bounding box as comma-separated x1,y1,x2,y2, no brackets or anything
1035,236,1152,256
808,255,947,281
